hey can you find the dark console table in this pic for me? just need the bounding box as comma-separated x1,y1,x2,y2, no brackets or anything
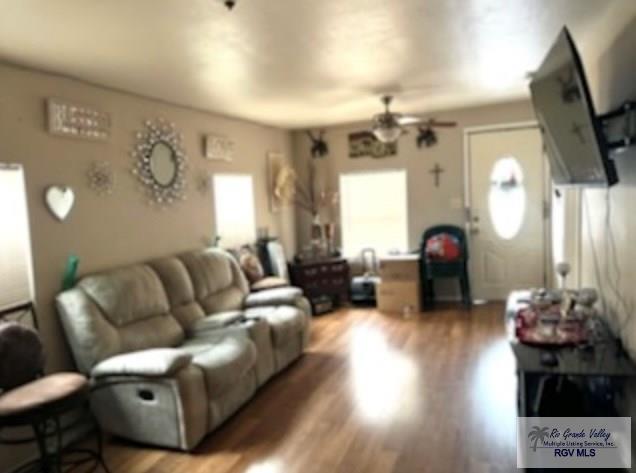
506,291,636,417
289,259,350,311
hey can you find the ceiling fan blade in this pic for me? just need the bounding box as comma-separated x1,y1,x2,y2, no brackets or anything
427,120,458,128
397,115,423,125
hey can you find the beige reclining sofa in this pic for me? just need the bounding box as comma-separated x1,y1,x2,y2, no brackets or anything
56,248,311,450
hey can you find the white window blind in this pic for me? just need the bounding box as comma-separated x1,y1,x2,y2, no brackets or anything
340,169,408,257
213,174,256,248
0,164,34,312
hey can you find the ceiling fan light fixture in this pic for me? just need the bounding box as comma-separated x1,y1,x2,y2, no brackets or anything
372,125,403,143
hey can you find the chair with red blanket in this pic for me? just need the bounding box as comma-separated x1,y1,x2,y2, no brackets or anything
420,224,471,308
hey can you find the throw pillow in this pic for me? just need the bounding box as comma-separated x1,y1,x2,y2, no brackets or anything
239,247,265,283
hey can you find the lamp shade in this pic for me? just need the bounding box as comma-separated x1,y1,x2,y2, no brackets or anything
0,164,35,312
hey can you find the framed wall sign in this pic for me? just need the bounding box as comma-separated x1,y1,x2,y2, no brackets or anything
203,134,234,162
46,98,110,141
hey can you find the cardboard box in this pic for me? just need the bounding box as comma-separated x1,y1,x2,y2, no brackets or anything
376,280,421,314
378,255,420,281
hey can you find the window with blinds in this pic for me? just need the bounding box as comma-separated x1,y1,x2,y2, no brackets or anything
212,174,256,248
339,169,408,257
0,164,35,312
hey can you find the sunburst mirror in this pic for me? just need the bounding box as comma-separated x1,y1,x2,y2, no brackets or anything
131,119,188,206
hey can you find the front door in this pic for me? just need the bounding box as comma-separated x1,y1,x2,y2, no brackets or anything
466,126,547,301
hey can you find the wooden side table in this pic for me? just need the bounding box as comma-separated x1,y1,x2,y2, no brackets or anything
289,259,350,312
0,373,111,473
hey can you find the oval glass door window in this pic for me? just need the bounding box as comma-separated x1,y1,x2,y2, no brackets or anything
488,157,526,240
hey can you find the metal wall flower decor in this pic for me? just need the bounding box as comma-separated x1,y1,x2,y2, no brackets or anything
131,119,188,206
87,161,115,195
195,169,211,195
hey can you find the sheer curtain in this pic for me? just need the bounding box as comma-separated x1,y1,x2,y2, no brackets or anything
0,164,34,312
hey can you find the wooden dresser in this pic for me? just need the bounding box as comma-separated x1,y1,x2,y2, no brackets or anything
289,259,350,308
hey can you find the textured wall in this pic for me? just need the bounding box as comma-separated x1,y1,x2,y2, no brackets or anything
0,61,297,470
291,100,535,296
0,62,296,372
578,12,636,357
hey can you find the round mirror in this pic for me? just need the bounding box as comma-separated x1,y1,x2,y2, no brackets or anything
149,142,177,187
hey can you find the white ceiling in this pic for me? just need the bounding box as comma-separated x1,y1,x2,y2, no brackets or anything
0,0,633,128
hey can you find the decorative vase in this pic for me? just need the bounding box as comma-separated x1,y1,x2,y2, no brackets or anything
310,214,323,243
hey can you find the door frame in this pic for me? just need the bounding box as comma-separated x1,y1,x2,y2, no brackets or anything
462,121,552,299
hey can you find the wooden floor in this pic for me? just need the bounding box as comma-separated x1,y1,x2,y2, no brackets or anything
104,304,518,473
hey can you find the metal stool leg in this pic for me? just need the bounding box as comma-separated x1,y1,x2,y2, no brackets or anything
54,415,64,473
31,420,53,473
95,424,112,473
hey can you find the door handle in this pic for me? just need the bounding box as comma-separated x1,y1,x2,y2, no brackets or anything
467,208,480,235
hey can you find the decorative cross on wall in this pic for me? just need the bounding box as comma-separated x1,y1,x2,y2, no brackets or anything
429,163,444,187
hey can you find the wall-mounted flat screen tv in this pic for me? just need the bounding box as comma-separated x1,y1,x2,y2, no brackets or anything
530,27,618,186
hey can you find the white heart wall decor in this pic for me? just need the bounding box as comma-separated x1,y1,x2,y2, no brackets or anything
45,186,75,221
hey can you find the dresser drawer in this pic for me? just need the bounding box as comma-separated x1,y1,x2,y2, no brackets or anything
300,267,319,278
289,259,351,307
329,263,348,275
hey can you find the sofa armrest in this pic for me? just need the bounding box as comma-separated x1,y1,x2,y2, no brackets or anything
244,286,303,308
91,349,192,378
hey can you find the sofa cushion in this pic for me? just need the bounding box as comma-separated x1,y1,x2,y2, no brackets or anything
115,315,185,356
244,306,306,347
148,257,195,307
57,289,125,373
79,264,170,327
187,311,244,336
200,287,246,315
180,334,256,396
148,257,206,330
59,265,185,371
244,287,303,307
179,249,249,313
91,349,193,378
179,249,236,297
251,277,288,292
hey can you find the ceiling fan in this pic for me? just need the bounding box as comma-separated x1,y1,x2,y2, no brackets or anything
416,118,458,148
370,95,457,145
